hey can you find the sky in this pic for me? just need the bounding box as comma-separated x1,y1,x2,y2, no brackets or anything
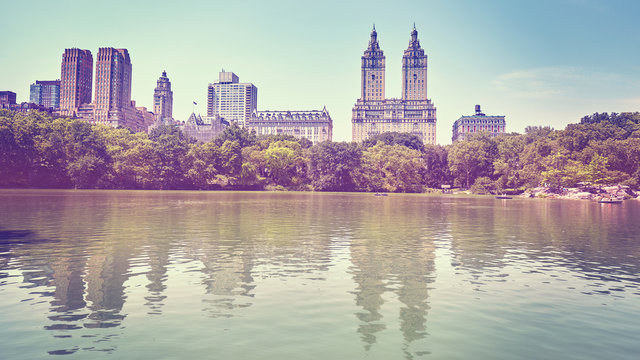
1,0,639,144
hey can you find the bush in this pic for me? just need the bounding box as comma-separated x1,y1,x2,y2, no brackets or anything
470,176,497,195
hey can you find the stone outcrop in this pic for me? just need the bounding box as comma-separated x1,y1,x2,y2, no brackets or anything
522,185,639,201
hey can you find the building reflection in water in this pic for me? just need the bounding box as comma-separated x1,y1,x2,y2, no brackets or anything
143,241,171,315
189,192,334,317
348,195,437,358
2,191,639,359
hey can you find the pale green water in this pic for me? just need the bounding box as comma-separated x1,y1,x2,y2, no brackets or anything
0,190,639,359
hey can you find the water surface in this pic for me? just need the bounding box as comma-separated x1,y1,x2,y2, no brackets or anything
1,190,639,359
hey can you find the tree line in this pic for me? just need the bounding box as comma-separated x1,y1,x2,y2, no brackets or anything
1,109,639,193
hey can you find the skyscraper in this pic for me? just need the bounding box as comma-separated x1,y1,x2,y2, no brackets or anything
30,80,60,109
94,47,132,125
60,48,93,117
402,26,428,101
352,25,437,144
207,71,257,128
153,71,173,122
361,25,385,101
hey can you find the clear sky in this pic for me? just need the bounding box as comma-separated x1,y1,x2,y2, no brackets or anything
1,0,639,144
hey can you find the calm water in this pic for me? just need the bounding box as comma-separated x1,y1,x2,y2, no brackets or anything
1,190,639,359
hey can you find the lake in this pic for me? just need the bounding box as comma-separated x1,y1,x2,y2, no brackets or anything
1,190,639,359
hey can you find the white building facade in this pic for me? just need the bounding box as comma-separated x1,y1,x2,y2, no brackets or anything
207,71,257,128
247,108,332,145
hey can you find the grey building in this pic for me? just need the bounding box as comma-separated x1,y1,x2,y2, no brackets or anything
29,80,60,109
452,105,506,142
181,113,229,143
207,71,257,128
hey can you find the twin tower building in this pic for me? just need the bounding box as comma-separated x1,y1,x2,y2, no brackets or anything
352,25,437,144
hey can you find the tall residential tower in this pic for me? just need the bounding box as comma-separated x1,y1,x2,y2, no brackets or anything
60,48,93,117
361,25,385,101
94,47,132,124
207,71,257,128
402,25,428,101
153,71,173,122
352,25,437,144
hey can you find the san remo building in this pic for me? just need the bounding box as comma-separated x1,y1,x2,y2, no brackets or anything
352,25,437,144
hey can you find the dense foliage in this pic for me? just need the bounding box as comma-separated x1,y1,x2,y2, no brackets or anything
1,110,639,192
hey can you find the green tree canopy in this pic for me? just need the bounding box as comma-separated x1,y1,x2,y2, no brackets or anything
362,132,424,151
309,142,361,191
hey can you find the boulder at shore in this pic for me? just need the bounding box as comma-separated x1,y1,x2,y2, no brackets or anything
522,185,638,201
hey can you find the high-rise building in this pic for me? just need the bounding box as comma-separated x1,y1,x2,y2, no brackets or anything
94,47,132,125
402,26,428,101
29,80,60,109
67,47,151,132
60,48,93,117
0,91,17,108
352,25,437,144
361,25,385,101
248,108,333,145
207,71,257,128
153,71,173,122
452,105,506,142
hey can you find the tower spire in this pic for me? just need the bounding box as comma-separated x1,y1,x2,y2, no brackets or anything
409,24,419,47
368,24,380,51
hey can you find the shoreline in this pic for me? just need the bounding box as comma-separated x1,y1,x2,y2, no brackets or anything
520,185,639,201
1,186,639,202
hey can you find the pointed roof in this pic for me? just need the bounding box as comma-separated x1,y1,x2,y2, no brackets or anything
368,24,380,51
363,25,384,59
409,24,420,49
404,24,425,58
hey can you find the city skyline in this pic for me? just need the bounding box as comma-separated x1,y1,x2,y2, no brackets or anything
2,0,640,144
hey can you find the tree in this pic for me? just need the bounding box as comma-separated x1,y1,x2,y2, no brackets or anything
422,144,451,188
448,133,498,188
184,142,223,189
580,112,640,136
149,124,190,142
492,134,526,189
0,111,39,187
152,134,189,189
358,142,425,192
263,140,307,188
66,154,107,189
582,153,627,186
308,142,362,191
214,122,256,148
540,151,587,188
470,176,496,195
362,131,424,151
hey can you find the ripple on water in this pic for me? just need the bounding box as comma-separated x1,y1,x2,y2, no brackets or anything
0,191,639,359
